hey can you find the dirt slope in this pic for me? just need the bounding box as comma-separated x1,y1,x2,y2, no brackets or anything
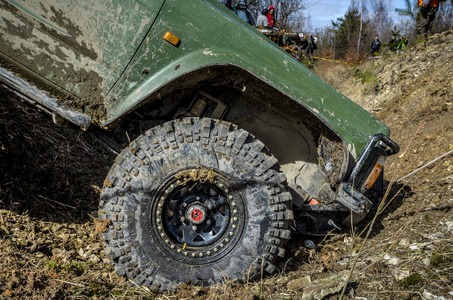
0,31,452,299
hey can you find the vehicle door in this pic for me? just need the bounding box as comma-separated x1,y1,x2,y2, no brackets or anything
0,0,165,100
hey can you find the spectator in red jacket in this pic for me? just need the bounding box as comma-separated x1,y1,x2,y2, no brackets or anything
267,5,275,27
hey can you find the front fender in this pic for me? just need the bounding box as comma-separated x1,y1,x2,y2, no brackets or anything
102,0,390,160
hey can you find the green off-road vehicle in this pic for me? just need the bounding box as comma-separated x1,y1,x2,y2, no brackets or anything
0,0,398,291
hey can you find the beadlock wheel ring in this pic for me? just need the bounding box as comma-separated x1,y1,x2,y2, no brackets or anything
150,169,246,264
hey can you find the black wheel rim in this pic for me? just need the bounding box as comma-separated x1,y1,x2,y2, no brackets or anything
150,169,246,264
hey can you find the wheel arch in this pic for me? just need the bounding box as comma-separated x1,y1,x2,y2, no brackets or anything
103,64,352,203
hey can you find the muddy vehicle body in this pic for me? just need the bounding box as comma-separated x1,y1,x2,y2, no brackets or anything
0,0,398,291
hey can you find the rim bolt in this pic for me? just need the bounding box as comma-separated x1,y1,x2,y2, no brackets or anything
184,252,188,256
233,209,237,214
196,196,201,201
180,217,185,222
219,183,224,188
225,238,230,243
214,248,218,252
233,217,238,222
191,253,196,257
207,251,211,256
192,225,197,231
232,224,237,229
165,239,170,244
157,211,161,215
157,218,161,223
171,244,175,249
182,203,187,208
158,203,162,208
224,189,229,193
229,231,234,236
199,253,203,257
160,196,165,201
160,233,165,238
231,201,236,206
165,189,170,194
177,249,182,253
220,243,224,248
157,226,162,230
170,184,174,189
228,195,233,200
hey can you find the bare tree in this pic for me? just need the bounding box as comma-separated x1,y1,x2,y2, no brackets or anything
231,0,315,31
395,0,418,20
366,0,392,35
434,2,453,32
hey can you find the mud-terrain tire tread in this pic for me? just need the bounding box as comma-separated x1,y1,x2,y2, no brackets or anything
99,118,293,291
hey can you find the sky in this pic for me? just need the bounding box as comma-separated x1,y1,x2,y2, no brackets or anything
306,0,408,28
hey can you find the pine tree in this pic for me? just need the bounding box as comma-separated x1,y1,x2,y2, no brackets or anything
331,9,369,59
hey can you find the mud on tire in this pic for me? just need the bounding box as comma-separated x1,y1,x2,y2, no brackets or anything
99,118,293,291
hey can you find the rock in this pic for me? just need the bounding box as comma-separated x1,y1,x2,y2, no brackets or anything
422,258,431,267
301,270,349,300
393,269,410,281
102,258,111,264
384,253,399,265
304,240,316,249
87,243,102,252
78,248,85,258
399,238,409,246
422,290,450,300
52,248,64,257
287,276,312,291
445,221,453,233
52,224,63,233
409,244,420,251
88,254,100,264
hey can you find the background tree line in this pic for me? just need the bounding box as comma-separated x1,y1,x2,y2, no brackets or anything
316,0,453,62
229,0,453,62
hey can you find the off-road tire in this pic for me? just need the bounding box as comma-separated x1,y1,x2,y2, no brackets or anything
99,117,293,291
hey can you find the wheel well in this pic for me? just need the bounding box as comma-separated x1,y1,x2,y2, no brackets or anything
106,65,349,203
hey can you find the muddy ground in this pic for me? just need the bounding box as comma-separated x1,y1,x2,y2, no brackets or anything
1,31,452,299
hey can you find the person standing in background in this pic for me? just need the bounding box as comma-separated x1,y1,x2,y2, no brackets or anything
256,8,268,27
267,5,275,27
396,35,408,53
371,35,381,56
416,0,440,40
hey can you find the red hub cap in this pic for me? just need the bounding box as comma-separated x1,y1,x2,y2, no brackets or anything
191,209,203,222
186,204,207,225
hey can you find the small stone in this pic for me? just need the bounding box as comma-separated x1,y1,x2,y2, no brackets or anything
301,270,349,300
445,221,453,233
399,238,409,246
78,248,85,258
393,269,410,281
103,258,111,264
304,240,316,249
422,258,431,267
409,244,419,251
287,276,312,291
52,248,64,257
88,254,100,264
384,253,399,265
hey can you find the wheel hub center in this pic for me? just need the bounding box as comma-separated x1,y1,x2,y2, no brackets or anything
186,204,207,225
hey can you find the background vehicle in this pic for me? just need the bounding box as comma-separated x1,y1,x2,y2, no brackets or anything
0,0,398,292
228,2,309,59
